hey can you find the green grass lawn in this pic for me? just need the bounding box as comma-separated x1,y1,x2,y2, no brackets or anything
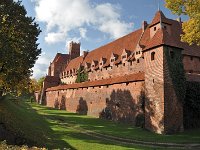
0,96,200,150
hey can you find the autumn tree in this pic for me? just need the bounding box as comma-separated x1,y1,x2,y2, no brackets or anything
37,76,45,90
165,0,200,46
0,0,41,95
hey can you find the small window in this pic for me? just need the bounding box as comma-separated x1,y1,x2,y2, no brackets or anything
153,79,154,83
100,62,102,65
154,27,156,31
130,61,133,66
151,52,155,61
170,51,174,59
189,70,193,73
111,59,115,62
126,82,129,86
122,55,126,59
137,59,140,63
123,63,125,66
116,103,120,108
190,56,193,61
164,26,167,30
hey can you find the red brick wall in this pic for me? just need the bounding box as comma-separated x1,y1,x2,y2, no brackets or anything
46,81,145,125
144,46,184,134
61,58,144,84
163,46,184,134
89,58,144,81
144,46,165,134
34,92,40,103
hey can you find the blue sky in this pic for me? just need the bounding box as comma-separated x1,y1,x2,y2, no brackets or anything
20,0,187,79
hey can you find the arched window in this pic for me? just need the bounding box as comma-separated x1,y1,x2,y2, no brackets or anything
151,52,155,61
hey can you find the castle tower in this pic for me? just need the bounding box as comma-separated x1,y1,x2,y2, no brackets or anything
143,11,185,134
68,41,80,60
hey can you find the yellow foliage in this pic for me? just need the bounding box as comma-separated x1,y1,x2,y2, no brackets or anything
165,0,200,46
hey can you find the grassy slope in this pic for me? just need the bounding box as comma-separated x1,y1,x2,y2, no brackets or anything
31,103,200,144
0,97,158,150
1,97,200,149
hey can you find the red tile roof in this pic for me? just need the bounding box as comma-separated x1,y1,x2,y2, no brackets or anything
52,53,70,63
63,29,142,71
143,28,182,50
149,11,171,27
62,11,200,73
44,76,60,82
65,56,83,72
46,72,145,91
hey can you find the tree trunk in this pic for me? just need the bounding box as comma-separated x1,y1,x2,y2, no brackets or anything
0,90,3,99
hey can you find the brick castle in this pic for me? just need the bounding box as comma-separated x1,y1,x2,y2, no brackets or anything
35,11,200,134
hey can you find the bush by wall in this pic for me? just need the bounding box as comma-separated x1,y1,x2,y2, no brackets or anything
184,81,200,129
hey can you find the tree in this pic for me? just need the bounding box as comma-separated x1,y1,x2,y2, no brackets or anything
37,76,45,90
165,0,200,46
76,67,88,83
0,0,41,95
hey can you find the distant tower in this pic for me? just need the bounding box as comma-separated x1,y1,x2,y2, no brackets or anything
68,41,80,60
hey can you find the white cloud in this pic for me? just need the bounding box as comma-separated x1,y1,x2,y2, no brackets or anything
45,32,66,44
79,28,87,39
99,20,131,39
33,0,132,43
32,53,51,79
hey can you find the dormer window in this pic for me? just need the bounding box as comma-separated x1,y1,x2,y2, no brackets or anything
122,55,126,59
111,58,115,62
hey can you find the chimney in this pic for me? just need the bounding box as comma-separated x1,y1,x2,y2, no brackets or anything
142,21,148,32
83,51,89,58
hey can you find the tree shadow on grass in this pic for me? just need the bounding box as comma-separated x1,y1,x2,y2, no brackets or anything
43,110,200,144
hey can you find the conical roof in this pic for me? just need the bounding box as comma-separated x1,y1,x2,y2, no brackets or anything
149,11,171,27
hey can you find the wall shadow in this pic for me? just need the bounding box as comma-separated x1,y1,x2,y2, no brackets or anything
54,98,59,109
184,81,200,129
99,89,144,126
76,97,88,115
60,95,66,110
144,90,164,134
